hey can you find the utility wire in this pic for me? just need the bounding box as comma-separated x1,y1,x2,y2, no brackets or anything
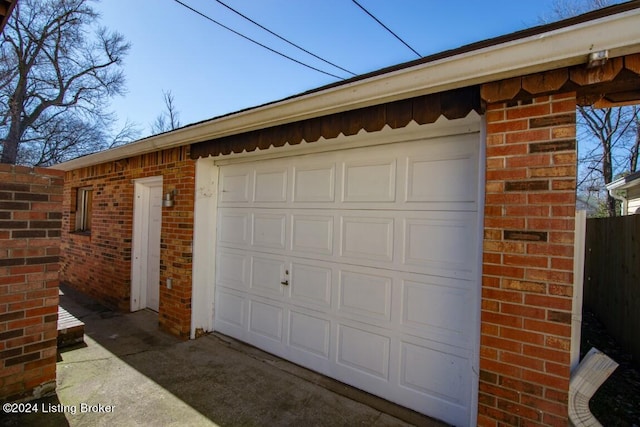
213,0,356,77
351,0,421,58
172,0,344,80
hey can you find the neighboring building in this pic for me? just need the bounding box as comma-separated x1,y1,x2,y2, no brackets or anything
51,4,640,426
606,170,640,215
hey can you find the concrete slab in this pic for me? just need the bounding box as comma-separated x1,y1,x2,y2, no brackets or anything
1,285,448,427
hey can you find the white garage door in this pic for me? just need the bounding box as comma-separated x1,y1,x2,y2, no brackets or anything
213,129,481,426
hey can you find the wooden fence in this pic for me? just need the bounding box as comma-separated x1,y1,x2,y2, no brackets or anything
583,214,640,364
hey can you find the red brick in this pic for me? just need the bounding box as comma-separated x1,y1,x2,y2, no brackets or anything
483,264,525,280
486,144,528,157
506,154,551,168
502,280,546,294
523,344,570,364
505,205,550,217
529,165,576,178
480,382,521,402
524,268,573,284
501,303,545,320
528,192,575,205
525,294,572,311
486,168,529,181
524,319,571,338
499,377,544,396
506,103,551,120
522,369,569,392
501,352,544,372
486,119,528,134
503,254,548,268
545,361,570,377
480,358,523,379
482,335,523,353
497,398,543,422
483,288,524,304
485,217,526,229
528,218,574,231
482,311,524,328
527,243,574,257
505,128,550,144
544,388,568,404
520,394,567,417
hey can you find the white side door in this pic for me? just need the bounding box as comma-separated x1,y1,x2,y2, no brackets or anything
131,177,163,312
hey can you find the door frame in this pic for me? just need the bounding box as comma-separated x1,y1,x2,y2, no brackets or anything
131,176,163,311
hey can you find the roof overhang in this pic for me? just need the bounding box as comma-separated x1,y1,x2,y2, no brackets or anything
606,170,640,191
52,3,640,171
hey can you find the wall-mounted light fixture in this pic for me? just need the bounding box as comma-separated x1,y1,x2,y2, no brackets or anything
587,50,608,68
162,189,177,208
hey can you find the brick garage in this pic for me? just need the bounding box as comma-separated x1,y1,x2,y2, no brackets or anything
51,4,640,425
60,147,194,338
0,165,63,402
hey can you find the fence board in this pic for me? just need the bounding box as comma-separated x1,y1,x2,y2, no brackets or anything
584,214,640,364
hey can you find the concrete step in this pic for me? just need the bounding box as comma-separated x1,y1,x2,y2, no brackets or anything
57,306,85,348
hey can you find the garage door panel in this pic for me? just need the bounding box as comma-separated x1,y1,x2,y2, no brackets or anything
400,340,469,403
289,310,331,358
254,169,287,202
249,299,283,342
252,213,286,249
291,214,334,255
251,256,286,297
293,165,336,202
401,278,474,346
220,169,252,203
406,155,477,203
341,216,394,262
343,159,396,202
337,324,390,380
215,290,246,331
216,250,249,290
290,262,332,308
398,337,471,427
338,269,391,322
219,211,250,247
403,215,477,279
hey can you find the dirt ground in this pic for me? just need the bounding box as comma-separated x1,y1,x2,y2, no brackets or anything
580,311,640,426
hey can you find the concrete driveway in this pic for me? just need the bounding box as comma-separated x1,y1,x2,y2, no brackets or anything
1,285,446,427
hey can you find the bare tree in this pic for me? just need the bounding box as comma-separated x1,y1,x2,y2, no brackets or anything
577,106,638,216
0,0,132,165
542,0,639,216
150,90,181,135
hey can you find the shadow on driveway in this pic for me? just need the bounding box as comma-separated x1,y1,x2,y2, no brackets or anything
2,284,446,427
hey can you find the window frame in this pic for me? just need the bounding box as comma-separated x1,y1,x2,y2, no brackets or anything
74,186,93,233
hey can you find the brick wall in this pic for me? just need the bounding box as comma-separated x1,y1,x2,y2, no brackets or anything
60,147,194,338
0,165,63,402
479,93,577,426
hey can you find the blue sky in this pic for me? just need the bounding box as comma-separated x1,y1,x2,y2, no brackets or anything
94,0,579,137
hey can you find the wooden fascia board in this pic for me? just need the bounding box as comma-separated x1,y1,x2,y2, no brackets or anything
51,7,640,171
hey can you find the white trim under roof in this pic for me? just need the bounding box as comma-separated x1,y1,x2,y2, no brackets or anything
52,6,640,171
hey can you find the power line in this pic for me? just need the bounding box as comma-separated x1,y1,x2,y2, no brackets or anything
172,0,345,80
213,0,356,77
351,0,421,58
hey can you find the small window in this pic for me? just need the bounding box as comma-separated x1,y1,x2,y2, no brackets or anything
75,187,93,232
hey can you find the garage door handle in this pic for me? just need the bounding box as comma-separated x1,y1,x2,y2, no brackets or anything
280,280,289,286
